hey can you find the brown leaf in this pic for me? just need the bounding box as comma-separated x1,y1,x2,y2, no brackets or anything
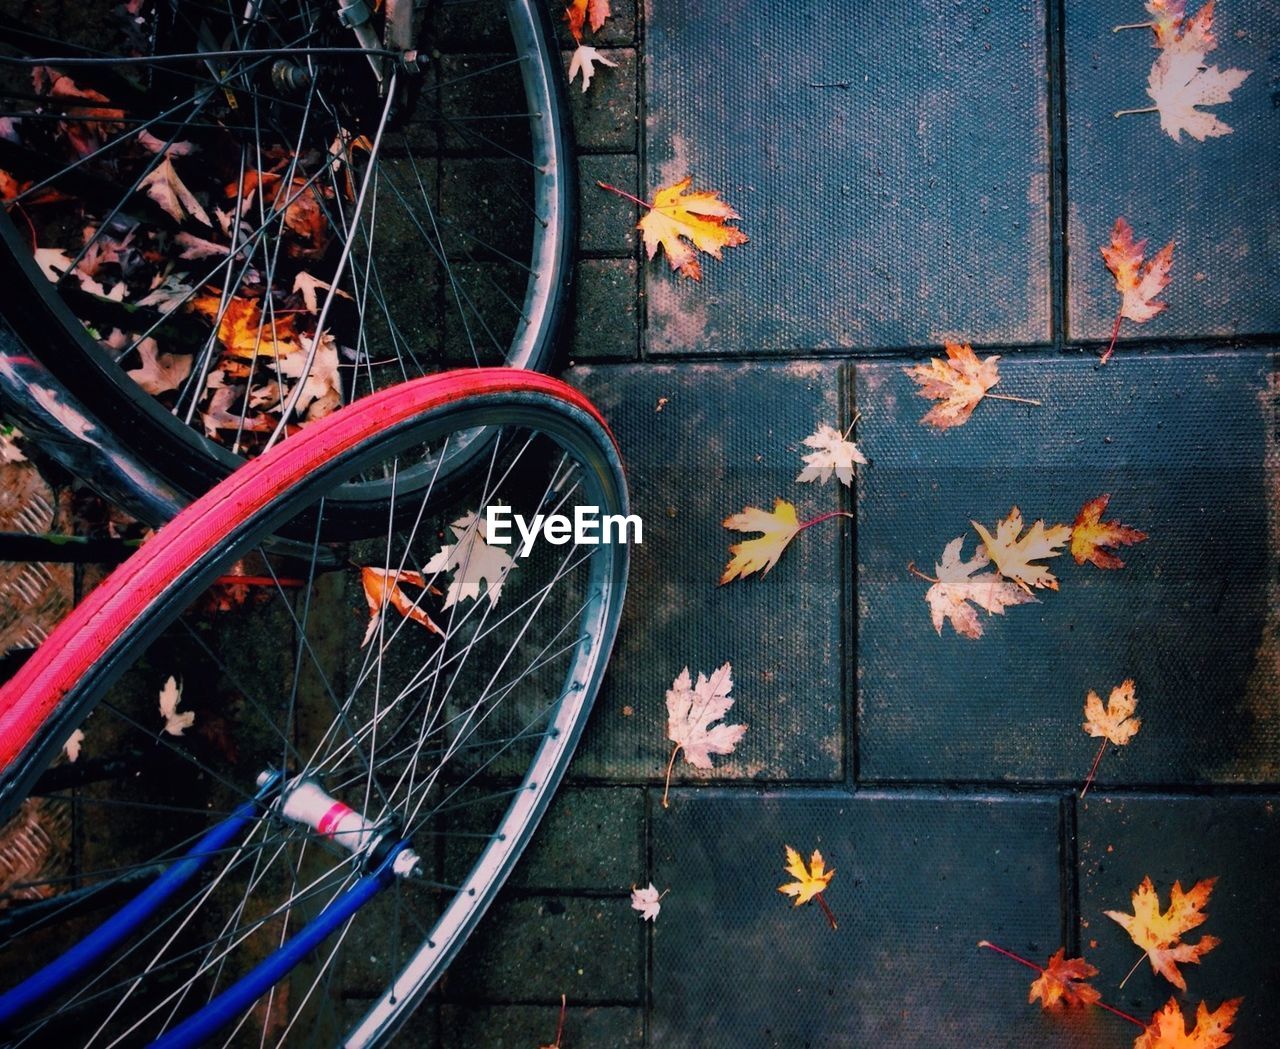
1028,948,1101,1009
1071,493,1148,569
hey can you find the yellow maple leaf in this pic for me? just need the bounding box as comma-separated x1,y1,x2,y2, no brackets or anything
1084,679,1142,745
1072,493,1148,569
1134,996,1242,1049
903,342,1003,429
1029,948,1101,1009
971,506,1071,592
1105,876,1220,991
719,498,800,584
778,845,835,907
637,176,747,281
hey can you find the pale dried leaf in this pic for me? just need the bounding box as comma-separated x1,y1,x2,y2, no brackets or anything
665,662,746,769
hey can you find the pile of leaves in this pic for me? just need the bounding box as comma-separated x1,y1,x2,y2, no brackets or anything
1,11,373,455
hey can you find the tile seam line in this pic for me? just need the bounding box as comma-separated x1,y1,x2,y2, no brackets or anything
615,338,1280,364
1046,0,1069,349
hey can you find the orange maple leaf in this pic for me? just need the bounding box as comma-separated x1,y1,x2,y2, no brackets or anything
1134,997,1242,1049
1028,948,1101,1009
190,295,302,360
1105,876,1220,990
635,177,747,281
564,0,610,43
1100,218,1174,363
903,342,1033,429
359,567,444,647
1072,493,1148,569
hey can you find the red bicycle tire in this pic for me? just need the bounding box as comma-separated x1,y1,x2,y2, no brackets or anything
0,367,613,776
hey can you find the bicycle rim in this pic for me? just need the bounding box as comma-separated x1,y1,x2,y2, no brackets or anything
0,0,575,511
0,370,627,1046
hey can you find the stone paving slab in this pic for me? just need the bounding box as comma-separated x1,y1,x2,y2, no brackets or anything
446,787,645,891
651,789,1080,1048
440,1003,644,1047
1077,794,1280,1044
1064,0,1280,343
566,362,849,782
856,351,1278,784
443,896,643,1004
644,0,1050,354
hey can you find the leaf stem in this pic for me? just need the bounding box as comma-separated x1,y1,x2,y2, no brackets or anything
1080,737,1108,798
1118,952,1146,990
1114,105,1158,117
906,561,939,584
986,392,1042,407
596,180,652,210
978,940,1145,1028
796,509,856,533
661,742,681,809
551,993,567,1048
1112,21,1155,32
1100,308,1124,364
815,891,838,930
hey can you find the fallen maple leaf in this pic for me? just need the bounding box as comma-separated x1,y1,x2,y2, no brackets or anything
662,663,746,806
904,342,1037,429
564,0,610,42
1162,1,1218,53
190,295,302,360
63,729,84,763
971,507,1072,592
1084,679,1142,746
1144,45,1250,142
778,845,838,928
1029,948,1102,1009
627,176,748,281
126,337,193,396
917,536,1037,640
423,510,516,609
568,45,617,92
630,882,666,921
360,567,443,648
138,156,212,227
1105,876,1220,991
1135,997,1241,1049
796,423,866,486
721,499,800,583
159,675,195,737
1099,218,1175,362
1072,493,1149,569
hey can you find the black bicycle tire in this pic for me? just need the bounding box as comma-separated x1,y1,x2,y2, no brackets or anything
0,0,577,519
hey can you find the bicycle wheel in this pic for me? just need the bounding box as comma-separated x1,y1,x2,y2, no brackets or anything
0,369,628,1046
0,0,575,510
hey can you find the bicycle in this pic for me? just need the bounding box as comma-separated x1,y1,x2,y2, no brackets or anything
0,0,576,520
0,367,629,1046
